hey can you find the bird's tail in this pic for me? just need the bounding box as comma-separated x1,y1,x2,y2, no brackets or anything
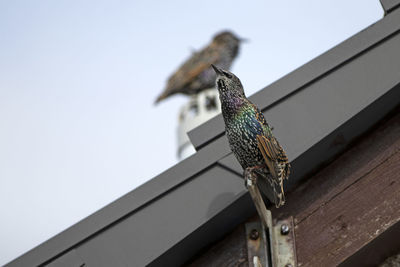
252,167,286,208
269,175,286,208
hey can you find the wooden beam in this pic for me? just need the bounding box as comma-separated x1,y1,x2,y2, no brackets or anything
185,226,248,267
273,110,400,266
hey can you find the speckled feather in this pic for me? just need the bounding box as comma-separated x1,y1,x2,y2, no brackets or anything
155,31,242,104
212,65,290,207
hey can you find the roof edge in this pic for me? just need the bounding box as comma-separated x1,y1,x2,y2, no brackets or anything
380,0,400,14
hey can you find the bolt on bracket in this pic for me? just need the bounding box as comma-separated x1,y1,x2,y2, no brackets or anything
246,221,270,267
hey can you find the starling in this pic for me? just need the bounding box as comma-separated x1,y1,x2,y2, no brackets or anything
155,31,244,104
211,65,290,207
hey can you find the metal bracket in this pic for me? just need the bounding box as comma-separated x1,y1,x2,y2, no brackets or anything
245,173,297,267
246,221,270,267
245,217,296,267
272,216,297,267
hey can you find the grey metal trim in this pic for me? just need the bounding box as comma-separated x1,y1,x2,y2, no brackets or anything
6,6,400,267
5,133,232,266
73,165,246,267
380,0,400,14
148,192,255,267
45,250,84,267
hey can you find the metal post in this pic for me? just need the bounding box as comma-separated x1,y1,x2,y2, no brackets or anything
245,172,297,267
246,174,277,266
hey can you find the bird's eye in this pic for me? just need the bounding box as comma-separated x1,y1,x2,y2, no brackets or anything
223,72,232,79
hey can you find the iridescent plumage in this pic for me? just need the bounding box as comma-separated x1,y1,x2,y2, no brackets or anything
212,65,290,207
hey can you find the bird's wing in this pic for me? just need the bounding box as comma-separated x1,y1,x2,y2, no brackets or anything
251,105,289,177
256,135,279,178
250,104,273,134
258,134,290,176
167,47,219,90
256,134,290,207
155,47,220,103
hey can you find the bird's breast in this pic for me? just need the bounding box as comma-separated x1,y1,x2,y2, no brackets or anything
225,117,265,169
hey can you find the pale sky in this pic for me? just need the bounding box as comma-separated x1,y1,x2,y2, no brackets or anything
0,0,382,265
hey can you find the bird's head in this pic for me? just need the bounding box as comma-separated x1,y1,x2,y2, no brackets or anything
211,64,245,98
212,31,247,49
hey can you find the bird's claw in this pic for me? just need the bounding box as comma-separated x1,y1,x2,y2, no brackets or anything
244,167,258,188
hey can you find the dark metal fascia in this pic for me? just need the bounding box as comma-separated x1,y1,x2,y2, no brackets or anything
5,137,231,267
380,0,400,14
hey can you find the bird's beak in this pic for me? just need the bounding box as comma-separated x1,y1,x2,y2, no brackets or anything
211,64,223,75
239,37,249,43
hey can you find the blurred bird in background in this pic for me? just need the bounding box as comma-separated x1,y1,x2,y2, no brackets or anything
212,65,290,207
155,30,245,104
